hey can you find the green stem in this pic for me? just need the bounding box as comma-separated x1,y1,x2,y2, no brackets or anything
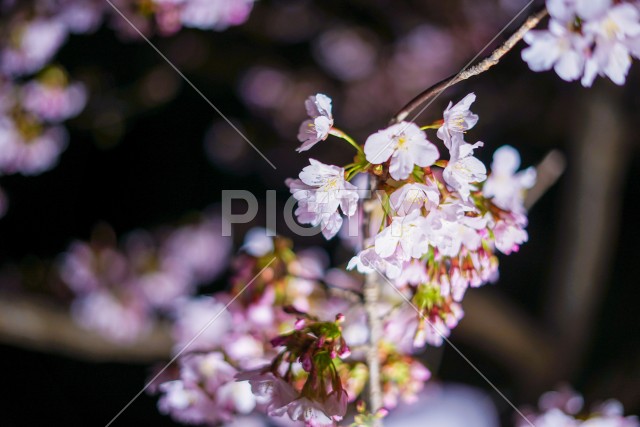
330,127,364,154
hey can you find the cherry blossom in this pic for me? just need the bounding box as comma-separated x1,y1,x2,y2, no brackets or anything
171,297,233,353
347,247,403,279
522,20,589,82
581,1,640,86
0,120,69,176
21,79,87,123
364,121,439,180
390,181,440,216
520,387,640,427
483,145,536,212
236,369,298,414
442,136,487,201
287,159,359,239
522,0,640,86
375,210,430,261
297,94,334,152
0,18,68,77
436,93,479,150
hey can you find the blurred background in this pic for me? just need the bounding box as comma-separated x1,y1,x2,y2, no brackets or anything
0,0,638,425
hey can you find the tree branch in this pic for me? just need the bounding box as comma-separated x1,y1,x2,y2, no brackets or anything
0,291,171,362
362,174,384,420
391,7,548,124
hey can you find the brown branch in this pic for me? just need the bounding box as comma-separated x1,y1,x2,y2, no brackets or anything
525,149,567,210
0,291,172,362
391,7,548,125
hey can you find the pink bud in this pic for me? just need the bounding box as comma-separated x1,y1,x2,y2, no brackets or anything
295,318,306,330
338,345,351,359
376,408,389,418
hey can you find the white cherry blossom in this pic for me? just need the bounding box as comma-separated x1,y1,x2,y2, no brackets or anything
522,19,589,82
347,247,402,279
581,2,640,86
389,181,440,216
297,93,334,152
364,121,439,180
286,397,336,427
374,210,430,261
427,207,487,258
287,159,359,239
442,135,487,201
483,145,536,212
436,93,479,149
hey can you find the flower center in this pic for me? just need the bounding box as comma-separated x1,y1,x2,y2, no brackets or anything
451,115,466,131
323,176,341,191
396,134,408,148
603,17,620,39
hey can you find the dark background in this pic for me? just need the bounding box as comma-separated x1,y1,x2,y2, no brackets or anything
1,0,639,425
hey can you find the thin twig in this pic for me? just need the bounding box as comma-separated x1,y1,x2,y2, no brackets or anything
391,7,548,124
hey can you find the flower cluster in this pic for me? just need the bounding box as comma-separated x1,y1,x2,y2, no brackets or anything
520,386,639,427
278,91,533,421
0,68,85,178
58,216,231,342
152,229,429,426
522,0,640,86
341,93,534,310
239,315,351,426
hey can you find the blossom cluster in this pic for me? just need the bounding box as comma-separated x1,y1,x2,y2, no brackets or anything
286,93,534,353
58,216,231,343
152,230,431,426
519,386,639,427
522,0,640,86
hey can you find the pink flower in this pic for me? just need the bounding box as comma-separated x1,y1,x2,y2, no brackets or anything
436,93,479,150
71,290,150,343
581,2,640,86
171,296,233,353
287,159,359,239
394,260,429,289
0,119,68,176
375,210,430,262
523,0,640,86
59,241,129,294
522,19,589,82
286,397,337,426
181,352,237,394
180,0,255,31
347,247,402,279
389,181,440,216
442,135,486,201
483,145,536,212
1,19,68,76
364,122,439,181
242,227,275,257
236,369,298,414
157,380,223,425
493,217,529,255
21,80,87,123
161,217,232,283
297,94,334,152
